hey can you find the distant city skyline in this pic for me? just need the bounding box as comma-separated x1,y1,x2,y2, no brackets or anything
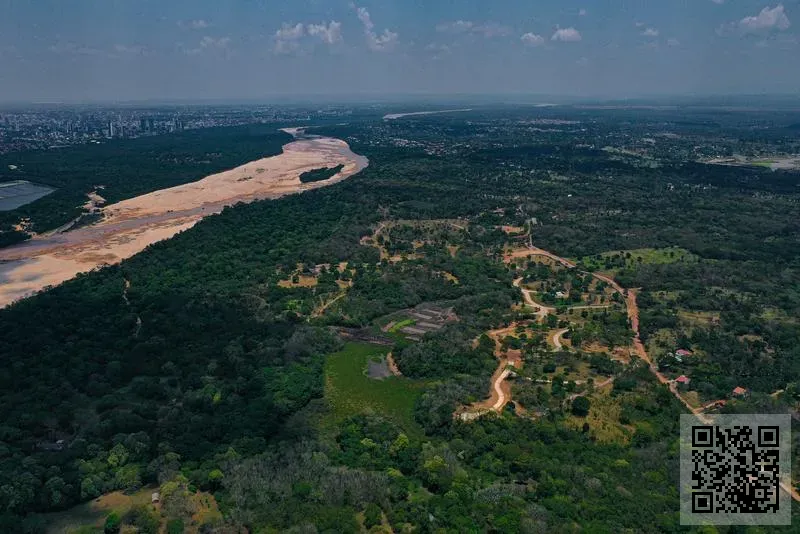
0,0,798,102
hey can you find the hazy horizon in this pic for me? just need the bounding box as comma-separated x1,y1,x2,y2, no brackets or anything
1,0,798,102
3,93,800,109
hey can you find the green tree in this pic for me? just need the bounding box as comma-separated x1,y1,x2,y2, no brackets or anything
363,502,382,529
571,396,591,417
167,518,185,534
207,468,224,490
123,505,160,534
103,512,121,534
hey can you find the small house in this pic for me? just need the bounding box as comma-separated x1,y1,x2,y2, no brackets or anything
732,386,748,397
675,375,690,385
151,492,160,504
676,349,693,357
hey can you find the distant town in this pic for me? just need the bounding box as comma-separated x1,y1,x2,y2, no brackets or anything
0,105,357,154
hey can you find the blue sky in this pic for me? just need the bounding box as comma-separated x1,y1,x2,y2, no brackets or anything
0,0,797,101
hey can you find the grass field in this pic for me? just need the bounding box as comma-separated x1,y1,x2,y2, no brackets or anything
42,487,155,533
389,318,417,333
41,486,221,534
576,247,697,273
564,388,631,445
678,309,719,327
751,160,775,167
323,342,425,436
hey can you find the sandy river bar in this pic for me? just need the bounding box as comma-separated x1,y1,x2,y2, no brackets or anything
0,132,368,307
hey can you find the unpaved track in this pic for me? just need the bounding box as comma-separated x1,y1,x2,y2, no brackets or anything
513,277,555,321
492,369,513,410
386,353,403,377
550,328,569,350
311,291,347,318
567,304,612,311
468,323,523,414
0,134,368,308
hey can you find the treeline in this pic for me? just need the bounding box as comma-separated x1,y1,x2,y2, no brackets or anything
299,164,344,183
0,126,292,240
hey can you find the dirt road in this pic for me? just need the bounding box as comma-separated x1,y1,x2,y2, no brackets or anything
386,353,403,377
567,304,612,312
491,369,513,410
513,277,555,321
550,328,570,350
312,291,347,318
463,322,525,415
527,245,577,269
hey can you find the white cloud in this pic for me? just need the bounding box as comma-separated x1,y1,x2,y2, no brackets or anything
178,19,211,30
179,35,230,56
667,38,680,47
436,20,474,33
474,22,512,38
576,56,589,66
739,4,790,33
273,21,343,54
49,42,102,56
711,0,725,4
435,20,511,38
356,7,374,31
425,42,451,60
642,27,659,37
579,9,587,16
50,42,137,58
367,29,399,51
520,32,545,46
307,21,343,45
183,36,230,55
355,6,398,51
425,43,450,52
273,23,305,54
275,23,305,41
113,44,148,56
200,36,230,49
552,27,582,42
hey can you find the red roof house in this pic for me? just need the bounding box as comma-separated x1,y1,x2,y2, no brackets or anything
676,375,691,385
732,386,748,397
676,349,693,357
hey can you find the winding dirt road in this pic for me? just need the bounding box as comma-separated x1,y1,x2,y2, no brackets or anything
513,277,555,321
550,328,570,350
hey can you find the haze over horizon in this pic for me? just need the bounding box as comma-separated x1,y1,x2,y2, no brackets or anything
1,0,798,102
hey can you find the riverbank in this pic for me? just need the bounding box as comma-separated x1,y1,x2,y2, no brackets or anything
0,133,368,307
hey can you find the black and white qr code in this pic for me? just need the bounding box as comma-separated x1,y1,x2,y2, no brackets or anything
680,414,790,526
691,425,779,513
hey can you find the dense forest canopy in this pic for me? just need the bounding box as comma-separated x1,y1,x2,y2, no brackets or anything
1,106,799,532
